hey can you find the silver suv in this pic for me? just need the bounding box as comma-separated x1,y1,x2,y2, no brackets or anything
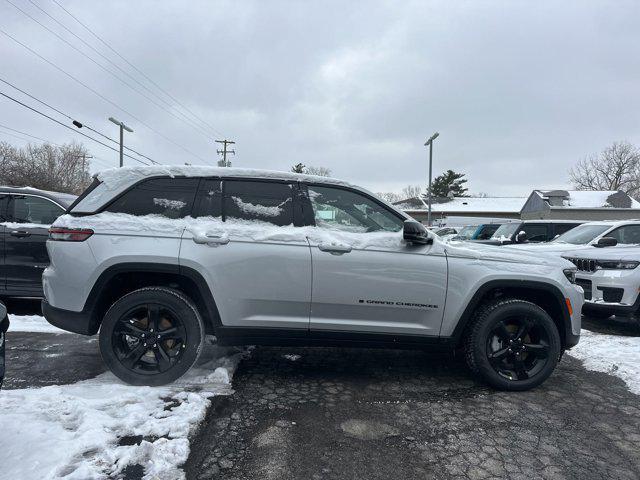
42,167,583,390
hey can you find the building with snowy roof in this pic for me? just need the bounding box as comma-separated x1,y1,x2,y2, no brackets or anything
394,196,527,224
520,190,640,220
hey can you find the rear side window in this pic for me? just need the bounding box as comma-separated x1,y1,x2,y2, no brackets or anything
8,195,64,225
223,180,294,226
105,177,198,218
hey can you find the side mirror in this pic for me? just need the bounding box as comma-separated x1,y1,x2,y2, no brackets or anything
515,231,527,243
403,220,432,245
595,237,617,248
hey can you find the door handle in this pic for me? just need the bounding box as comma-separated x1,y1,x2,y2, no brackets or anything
10,230,31,238
192,234,229,246
318,243,352,254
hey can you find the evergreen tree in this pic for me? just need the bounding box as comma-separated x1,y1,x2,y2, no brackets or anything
291,163,306,173
429,170,468,197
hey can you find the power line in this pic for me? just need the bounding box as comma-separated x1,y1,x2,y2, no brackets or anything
0,123,115,169
0,28,209,164
0,90,151,166
0,77,156,164
50,0,226,138
5,0,216,142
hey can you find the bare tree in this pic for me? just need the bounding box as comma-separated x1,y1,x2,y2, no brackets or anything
0,141,92,194
570,141,640,197
304,166,332,177
401,185,422,199
377,192,402,203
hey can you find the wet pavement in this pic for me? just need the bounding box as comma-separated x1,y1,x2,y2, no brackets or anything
183,344,640,480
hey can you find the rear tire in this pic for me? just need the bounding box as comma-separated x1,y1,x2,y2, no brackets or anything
464,298,561,391
99,287,204,386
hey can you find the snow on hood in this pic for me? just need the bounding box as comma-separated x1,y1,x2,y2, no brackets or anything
445,239,573,268
563,244,640,261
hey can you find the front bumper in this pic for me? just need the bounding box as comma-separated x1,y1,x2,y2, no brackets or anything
42,300,97,335
575,269,640,317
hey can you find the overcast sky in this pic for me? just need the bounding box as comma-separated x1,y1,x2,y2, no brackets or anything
1,0,639,196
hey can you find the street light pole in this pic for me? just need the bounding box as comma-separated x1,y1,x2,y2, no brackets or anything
109,117,133,167
424,132,439,227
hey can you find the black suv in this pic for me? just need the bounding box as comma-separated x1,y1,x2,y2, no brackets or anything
473,220,583,246
0,186,76,297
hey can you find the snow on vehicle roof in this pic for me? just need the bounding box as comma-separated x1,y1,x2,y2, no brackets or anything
73,165,357,214
96,165,353,189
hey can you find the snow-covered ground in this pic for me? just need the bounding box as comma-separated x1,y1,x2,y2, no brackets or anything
1,314,244,479
8,314,66,334
568,329,640,395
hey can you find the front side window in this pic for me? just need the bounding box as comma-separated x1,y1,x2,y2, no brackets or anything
223,180,294,226
106,177,198,218
476,224,500,240
607,225,640,244
9,195,64,225
491,223,520,240
553,223,610,244
307,185,403,232
521,224,549,242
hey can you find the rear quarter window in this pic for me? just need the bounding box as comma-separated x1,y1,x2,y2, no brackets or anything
105,177,198,218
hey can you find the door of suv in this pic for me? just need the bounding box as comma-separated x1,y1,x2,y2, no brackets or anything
180,178,312,331
4,194,65,296
303,184,447,336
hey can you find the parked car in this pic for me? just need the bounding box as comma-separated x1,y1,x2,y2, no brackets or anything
474,220,583,246
434,226,458,237
510,220,640,255
0,187,76,298
452,223,503,241
43,167,582,391
0,301,8,389
563,246,640,319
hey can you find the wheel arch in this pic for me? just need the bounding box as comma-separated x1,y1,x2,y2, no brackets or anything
82,263,222,335
451,280,573,349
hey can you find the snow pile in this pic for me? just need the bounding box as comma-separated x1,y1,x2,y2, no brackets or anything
232,196,283,217
0,351,243,480
568,329,640,395
8,314,66,334
153,198,187,210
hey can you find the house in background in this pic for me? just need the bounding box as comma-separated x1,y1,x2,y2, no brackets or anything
520,190,640,220
394,189,640,225
394,196,527,225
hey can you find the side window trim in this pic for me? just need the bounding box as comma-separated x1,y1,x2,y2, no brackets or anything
301,183,406,228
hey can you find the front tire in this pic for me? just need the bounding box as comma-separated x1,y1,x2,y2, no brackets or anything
464,298,561,391
99,287,204,386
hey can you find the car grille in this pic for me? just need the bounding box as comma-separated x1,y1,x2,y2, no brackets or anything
566,257,597,272
575,278,592,300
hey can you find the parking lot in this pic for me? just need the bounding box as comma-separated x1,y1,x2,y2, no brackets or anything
4,301,640,480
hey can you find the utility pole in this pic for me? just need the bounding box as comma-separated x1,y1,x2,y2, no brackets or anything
109,117,133,167
215,139,235,167
424,132,439,227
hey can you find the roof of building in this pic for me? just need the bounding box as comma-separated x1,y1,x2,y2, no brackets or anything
532,189,640,209
395,196,527,213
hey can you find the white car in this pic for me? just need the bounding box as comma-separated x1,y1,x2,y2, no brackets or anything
509,220,640,255
563,245,640,318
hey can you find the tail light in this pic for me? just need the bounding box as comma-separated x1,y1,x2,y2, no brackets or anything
49,227,94,242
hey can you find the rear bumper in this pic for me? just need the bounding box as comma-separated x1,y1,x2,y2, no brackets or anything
42,300,96,335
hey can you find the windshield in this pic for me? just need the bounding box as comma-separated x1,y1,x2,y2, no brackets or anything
456,225,478,239
552,224,611,244
490,223,520,240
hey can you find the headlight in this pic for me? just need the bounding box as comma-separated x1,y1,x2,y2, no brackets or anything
595,260,640,270
563,268,577,283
